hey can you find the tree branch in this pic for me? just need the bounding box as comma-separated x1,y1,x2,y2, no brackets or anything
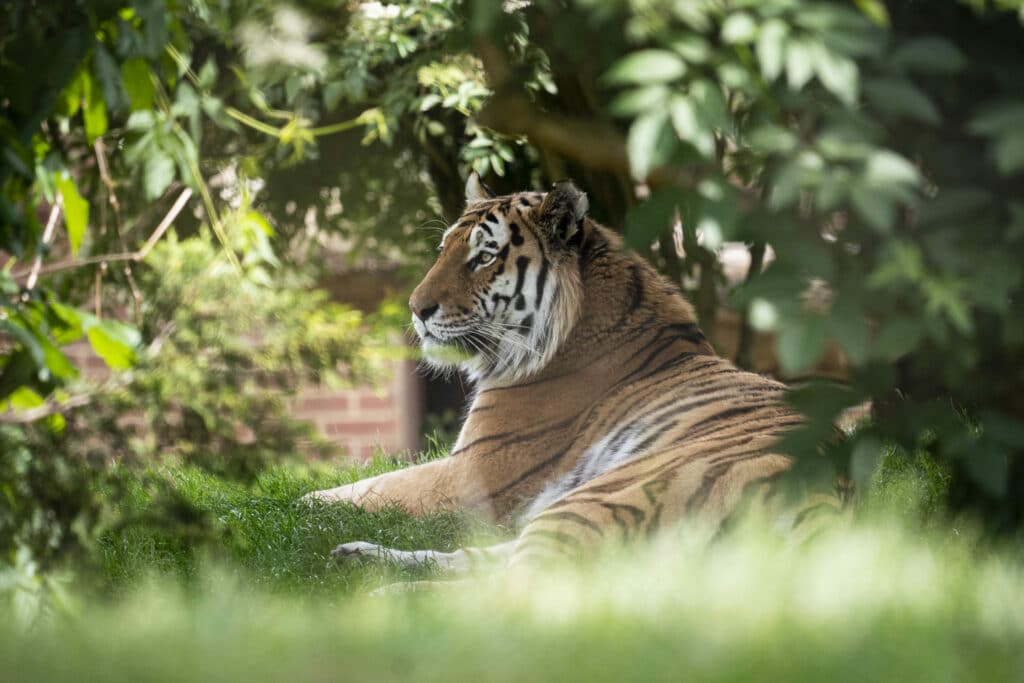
11,188,192,284
473,38,709,190
0,393,93,424
23,200,63,293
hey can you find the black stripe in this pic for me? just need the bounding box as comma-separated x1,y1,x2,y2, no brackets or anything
685,452,778,513
480,444,574,503
515,529,584,556
452,413,579,457
534,510,606,537
627,264,644,313
534,258,549,307
604,502,646,540
513,256,529,297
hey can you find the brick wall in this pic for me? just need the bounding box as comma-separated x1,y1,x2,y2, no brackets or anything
64,340,423,462
290,360,422,460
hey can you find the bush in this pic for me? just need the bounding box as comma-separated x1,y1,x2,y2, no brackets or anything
1,217,389,576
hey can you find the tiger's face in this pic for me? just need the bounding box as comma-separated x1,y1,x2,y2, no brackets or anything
410,174,587,385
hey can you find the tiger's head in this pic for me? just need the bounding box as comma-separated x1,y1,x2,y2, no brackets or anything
410,174,587,385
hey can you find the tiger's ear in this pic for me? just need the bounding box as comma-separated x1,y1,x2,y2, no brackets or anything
536,180,588,246
465,171,496,204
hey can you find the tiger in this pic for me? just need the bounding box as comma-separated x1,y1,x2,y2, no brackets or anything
307,173,838,573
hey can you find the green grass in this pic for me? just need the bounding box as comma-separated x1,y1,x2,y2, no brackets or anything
5,520,1024,682
3,447,1024,682
96,453,509,595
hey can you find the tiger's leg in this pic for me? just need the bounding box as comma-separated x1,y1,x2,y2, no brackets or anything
509,449,794,568
333,540,517,574
303,457,498,521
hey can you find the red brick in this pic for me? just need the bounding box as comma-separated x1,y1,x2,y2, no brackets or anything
358,394,392,410
299,396,349,412
325,421,395,435
359,444,377,460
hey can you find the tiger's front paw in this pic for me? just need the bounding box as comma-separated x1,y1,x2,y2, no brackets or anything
332,541,386,562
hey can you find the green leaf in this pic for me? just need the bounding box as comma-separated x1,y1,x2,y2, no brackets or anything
144,153,176,200
669,35,711,63
61,68,86,117
86,320,140,370
54,172,89,255
608,85,669,117
201,96,240,132
829,295,870,365
173,82,200,118
198,59,218,89
48,302,86,344
0,319,46,373
324,82,346,111
851,185,894,232
777,313,827,374
864,78,941,125
605,50,686,85
93,44,128,112
7,387,44,412
669,94,715,158
627,111,672,180
872,318,922,361
855,0,890,26
756,19,788,82
863,150,920,188
813,46,859,107
968,102,1024,136
785,39,815,91
721,12,757,44
122,58,155,111
690,80,728,131
994,130,1024,174
748,125,798,154
890,37,965,74
33,328,78,381
135,0,169,59
5,313,78,382
82,72,108,143
623,188,684,250
418,94,442,112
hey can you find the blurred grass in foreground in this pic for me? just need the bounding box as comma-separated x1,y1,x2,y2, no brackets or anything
3,446,1024,682
4,520,1024,682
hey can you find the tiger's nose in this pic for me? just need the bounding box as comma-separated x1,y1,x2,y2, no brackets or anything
411,302,439,321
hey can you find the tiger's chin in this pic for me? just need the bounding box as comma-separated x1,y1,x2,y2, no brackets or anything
419,338,476,367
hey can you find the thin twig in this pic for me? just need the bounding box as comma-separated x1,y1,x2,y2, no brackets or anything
95,139,143,323
24,200,63,292
95,264,104,318
139,188,192,259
